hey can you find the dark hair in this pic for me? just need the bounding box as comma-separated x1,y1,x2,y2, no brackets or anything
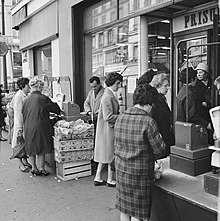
179,68,197,84
17,77,30,90
89,76,100,84
133,84,158,106
137,70,155,86
105,72,123,87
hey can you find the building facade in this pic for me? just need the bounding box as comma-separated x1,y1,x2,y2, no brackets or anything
0,0,21,88
11,0,219,112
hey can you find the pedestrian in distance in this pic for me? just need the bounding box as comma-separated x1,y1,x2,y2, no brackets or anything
150,73,175,159
11,78,32,172
84,76,105,174
93,72,123,187
114,84,166,221
22,77,61,176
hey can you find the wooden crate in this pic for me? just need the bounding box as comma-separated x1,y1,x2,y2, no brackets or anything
54,148,94,163
53,137,94,152
56,160,91,181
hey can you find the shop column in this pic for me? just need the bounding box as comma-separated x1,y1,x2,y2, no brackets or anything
139,15,148,77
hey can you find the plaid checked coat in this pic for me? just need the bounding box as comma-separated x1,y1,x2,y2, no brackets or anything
115,106,166,175
114,107,165,219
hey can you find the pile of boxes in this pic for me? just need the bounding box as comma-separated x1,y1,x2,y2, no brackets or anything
53,120,94,181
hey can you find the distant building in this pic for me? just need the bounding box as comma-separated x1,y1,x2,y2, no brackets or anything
0,0,21,88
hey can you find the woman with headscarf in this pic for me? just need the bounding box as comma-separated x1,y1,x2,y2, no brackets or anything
22,77,61,176
11,78,31,172
93,72,123,187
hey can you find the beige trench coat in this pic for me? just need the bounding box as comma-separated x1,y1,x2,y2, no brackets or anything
94,88,119,164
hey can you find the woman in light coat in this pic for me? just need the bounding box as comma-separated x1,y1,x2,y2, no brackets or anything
94,72,123,187
12,78,31,172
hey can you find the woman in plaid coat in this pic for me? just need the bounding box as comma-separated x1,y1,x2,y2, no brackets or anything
114,84,166,221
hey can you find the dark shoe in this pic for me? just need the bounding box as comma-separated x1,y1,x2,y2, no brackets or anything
40,170,50,176
19,166,29,173
94,180,106,186
106,182,116,188
0,137,7,141
23,163,32,169
31,170,42,176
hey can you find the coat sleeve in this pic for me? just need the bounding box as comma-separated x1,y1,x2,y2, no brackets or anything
44,97,61,115
13,93,24,130
84,90,92,114
102,96,118,124
145,119,166,155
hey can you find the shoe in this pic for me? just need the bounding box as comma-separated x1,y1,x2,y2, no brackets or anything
19,166,29,173
106,181,116,188
94,180,106,186
31,170,42,176
0,137,7,141
23,163,32,169
40,170,50,176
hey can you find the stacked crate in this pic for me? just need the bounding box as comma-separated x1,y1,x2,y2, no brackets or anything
53,120,94,181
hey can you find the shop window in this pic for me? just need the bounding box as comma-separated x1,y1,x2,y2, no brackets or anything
99,33,104,48
108,29,113,45
34,43,52,78
177,37,207,91
13,52,22,78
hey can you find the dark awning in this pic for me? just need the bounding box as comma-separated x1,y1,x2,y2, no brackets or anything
12,5,27,30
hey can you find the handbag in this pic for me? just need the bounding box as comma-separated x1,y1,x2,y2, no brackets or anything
154,160,164,181
10,135,27,159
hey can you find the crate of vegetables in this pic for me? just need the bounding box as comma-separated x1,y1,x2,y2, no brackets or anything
54,148,94,163
53,137,94,152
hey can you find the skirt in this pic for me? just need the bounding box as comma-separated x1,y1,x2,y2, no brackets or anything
115,169,153,219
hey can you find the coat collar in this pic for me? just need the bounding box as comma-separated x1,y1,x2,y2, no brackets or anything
124,106,150,116
105,87,118,102
93,86,105,100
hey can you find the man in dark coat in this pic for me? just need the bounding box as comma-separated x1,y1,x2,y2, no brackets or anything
22,77,61,175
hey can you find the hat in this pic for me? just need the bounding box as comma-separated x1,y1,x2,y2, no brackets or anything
29,77,44,88
195,63,208,72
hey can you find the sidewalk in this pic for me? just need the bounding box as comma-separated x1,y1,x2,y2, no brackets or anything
0,131,119,221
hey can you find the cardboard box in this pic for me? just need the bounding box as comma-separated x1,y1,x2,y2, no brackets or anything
56,160,91,181
170,146,212,160
170,153,211,176
175,121,208,150
204,172,220,196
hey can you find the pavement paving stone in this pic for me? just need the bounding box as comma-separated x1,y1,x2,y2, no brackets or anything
0,131,119,221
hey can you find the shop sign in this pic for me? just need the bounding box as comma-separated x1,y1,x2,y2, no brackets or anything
173,6,219,33
0,42,8,56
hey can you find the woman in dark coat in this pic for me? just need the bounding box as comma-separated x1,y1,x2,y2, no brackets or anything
22,77,61,176
150,73,175,158
114,84,166,221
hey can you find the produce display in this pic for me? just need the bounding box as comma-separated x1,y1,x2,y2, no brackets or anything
53,119,94,163
54,119,94,140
